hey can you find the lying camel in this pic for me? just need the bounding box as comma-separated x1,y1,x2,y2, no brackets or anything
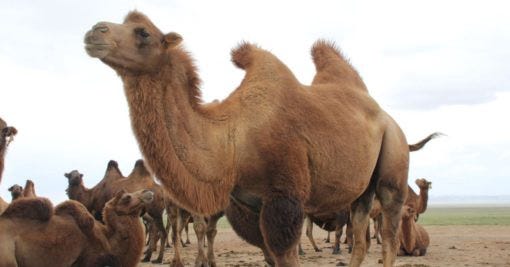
85,11,426,266
0,197,112,267
372,178,433,244
65,160,170,264
0,117,17,184
398,205,430,256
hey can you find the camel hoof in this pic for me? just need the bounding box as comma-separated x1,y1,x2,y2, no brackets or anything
298,250,305,256
315,248,323,252
171,259,185,267
332,248,340,255
324,239,330,243
141,257,151,263
186,240,191,244
152,258,163,264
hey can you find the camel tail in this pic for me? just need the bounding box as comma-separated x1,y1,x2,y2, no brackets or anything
231,42,258,70
1,197,53,221
409,132,445,152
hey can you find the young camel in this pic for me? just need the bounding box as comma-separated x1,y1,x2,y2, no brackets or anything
85,12,423,266
0,197,112,267
398,205,430,256
65,160,171,264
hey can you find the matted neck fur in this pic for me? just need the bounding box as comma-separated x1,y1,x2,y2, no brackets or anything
85,11,417,267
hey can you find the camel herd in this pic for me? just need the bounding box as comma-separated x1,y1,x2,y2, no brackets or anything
0,10,443,267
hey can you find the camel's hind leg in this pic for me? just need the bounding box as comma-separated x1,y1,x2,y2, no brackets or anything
348,187,376,266
260,195,304,267
375,129,409,267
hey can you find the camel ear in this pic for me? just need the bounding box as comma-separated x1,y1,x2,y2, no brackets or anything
64,173,69,178
163,32,182,48
80,174,83,179
8,186,14,192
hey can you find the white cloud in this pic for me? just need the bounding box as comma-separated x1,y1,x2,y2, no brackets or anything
1,0,509,202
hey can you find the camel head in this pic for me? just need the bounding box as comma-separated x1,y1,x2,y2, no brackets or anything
401,205,417,220
107,189,154,216
8,184,23,199
64,170,84,187
415,178,432,190
84,11,183,74
1,117,17,147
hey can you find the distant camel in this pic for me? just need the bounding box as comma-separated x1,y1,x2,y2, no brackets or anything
65,160,172,264
8,179,37,201
0,117,17,184
398,205,430,256
298,211,350,255
372,178,432,244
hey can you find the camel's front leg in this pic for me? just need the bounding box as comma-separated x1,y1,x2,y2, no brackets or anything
260,196,304,267
206,212,223,267
193,214,209,267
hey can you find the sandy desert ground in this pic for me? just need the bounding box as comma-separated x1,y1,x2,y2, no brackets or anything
139,224,510,267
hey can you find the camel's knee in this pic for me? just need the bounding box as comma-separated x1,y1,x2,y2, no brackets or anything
260,196,304,256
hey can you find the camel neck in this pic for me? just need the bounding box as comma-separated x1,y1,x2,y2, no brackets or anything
67,184,93,210
120,50,236,215
417,188,429,214
401,216,417,253
104,208,144,267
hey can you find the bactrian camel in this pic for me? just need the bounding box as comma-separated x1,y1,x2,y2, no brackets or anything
397,205,430,256
0,189,153,267
8,179,37,201
65,160,171,264
0,117,17,215
85,11,428,266
372,178,432,244
0,117,17,185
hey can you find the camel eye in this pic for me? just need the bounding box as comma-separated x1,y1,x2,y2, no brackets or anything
135,28,150,38
121,195,132,204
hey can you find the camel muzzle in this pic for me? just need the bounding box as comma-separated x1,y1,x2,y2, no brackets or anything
84,22,113,59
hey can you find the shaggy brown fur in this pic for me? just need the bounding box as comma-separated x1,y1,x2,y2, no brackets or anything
0,196,7,214
398,205,430,256
0,190,152,267
66,160,176,264
0,117,17,184
85,12,422,266
65,160,124,219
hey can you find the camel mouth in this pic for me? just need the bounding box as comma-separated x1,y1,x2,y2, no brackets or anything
85,43,113,59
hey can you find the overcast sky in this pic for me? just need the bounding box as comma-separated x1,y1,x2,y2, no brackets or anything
1,0,509,204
